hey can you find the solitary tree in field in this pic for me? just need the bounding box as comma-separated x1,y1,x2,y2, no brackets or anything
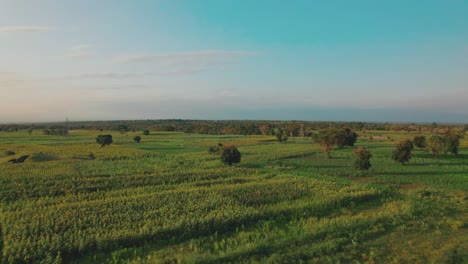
142,130,150,135
275,129,288,143
443,132,461,155
413,136,426,148
427,135,445,158
340,128,358,147
280,132,288,142
313,130,340,158
133,136,141,143
392,140,414,164
353,147,372,170
96,134,113,147
220,146,241,166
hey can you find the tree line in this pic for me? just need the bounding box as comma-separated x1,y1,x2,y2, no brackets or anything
2,120,466,136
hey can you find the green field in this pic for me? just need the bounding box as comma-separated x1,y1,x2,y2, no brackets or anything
0,130,466,263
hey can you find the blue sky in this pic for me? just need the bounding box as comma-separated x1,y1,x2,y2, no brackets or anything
0,0,467,123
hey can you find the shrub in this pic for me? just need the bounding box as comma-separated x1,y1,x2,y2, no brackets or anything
28,152,59,162
142,130,150,135
427,135,445,159
353,147,372,170
275,129,288,143
208,146,220,154
443,132,461,155
4,150,15,156
392,140,414,164
220,146,241,166
96,134,113,147
133,136,141,143
413,136,426,148
8,155,30,164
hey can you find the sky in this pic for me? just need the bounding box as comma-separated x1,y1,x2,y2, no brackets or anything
1,0,467,123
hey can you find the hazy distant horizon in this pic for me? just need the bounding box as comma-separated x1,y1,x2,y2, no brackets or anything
1,1,468,123
1,106,467,124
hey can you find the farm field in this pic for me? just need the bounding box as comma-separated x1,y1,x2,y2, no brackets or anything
0,130,467,263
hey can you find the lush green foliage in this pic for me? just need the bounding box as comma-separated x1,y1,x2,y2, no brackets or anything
220,146,242,165
444,132,461,155
312,128,358,158
96,134,113,147
392,140,414,164
0,129,466,263
428,135,445,159
353,147,372,170
413,135,426,148
133,136,141,143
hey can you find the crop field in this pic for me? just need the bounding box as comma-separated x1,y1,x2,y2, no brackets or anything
0,130,466,263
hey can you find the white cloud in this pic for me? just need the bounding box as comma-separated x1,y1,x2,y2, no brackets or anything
0,71,25,86
65,67,220,79
66,45,95,58
114,50,258,65
0,26,53,33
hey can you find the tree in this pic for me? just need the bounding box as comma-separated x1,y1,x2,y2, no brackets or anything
392,140,414,164
342,128,358,147
259,124,271,136
427,135,445,158
281,132,288,142
133,136,141,143
96,134,113,147
443,132,461,155
220,146,241,166
313,130,341,158
142,130,150,135
208,143,223,154
413,136,426,148
275,129,288,143
353,147,372,170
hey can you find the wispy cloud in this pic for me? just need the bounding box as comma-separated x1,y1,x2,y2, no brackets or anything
0,71,24,86
0,26,53,33
66,45,95,58
65,67,215,79
114,50,258,65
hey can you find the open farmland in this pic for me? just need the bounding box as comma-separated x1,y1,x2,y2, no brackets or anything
0,130,466,263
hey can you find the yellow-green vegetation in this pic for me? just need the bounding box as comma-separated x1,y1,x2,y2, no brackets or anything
0,130,466,263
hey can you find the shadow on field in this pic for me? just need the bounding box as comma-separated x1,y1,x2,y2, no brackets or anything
409,163,468,167
312,164,350,169
412,153,468,160
377,171,467,176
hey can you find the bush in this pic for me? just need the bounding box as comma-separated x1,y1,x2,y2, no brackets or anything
208,146,220,154
28,153,59,162
392,140,414,164
427,135,445,159
275,129,288,143
8,155,30,164
142,130,150,135
96,134,113,147
133,136,141,143
413,136,426,148
443,132,461,155
4,150,15,156
353,147,372,170
220,146,241,166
